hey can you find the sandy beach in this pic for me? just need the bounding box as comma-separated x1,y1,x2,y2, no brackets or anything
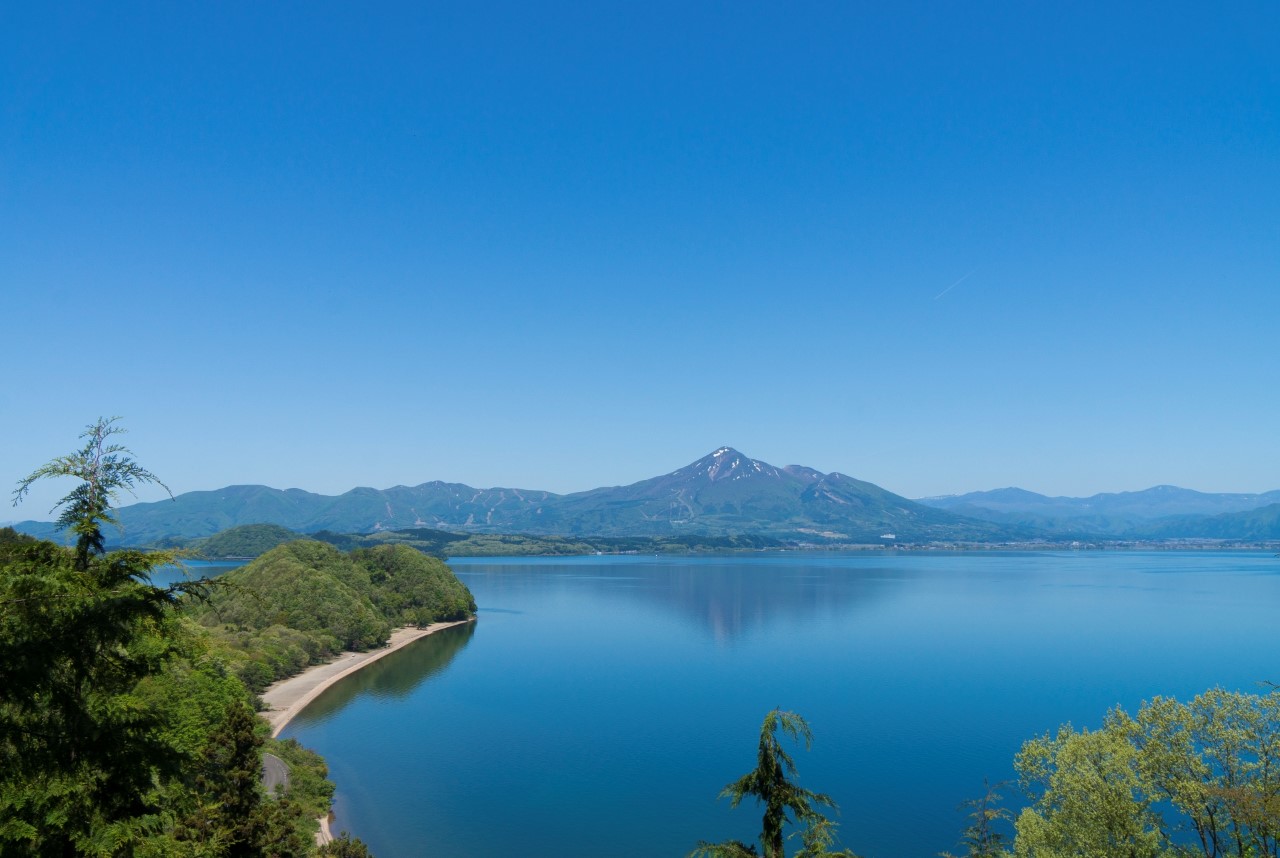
260,618,476,738
258,618,476,845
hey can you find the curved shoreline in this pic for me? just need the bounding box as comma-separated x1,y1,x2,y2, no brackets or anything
258,618,476,845
260,618,475,738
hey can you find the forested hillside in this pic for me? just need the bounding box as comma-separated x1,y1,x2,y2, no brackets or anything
196,522,302,557
189,540,476,690
0,421,370,856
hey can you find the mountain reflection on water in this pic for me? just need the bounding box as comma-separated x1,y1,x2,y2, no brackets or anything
280,551,1280,858
285,622,476,727
451,553,910,643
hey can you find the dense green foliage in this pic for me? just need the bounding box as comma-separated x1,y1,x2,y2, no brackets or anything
0,527,35,549
1010,689,1280,858
262,738,334,822
0,541,190,854
315,835,373,857
694,710,858,858
198,541,392,649
196,523,303,558
159,697,318,857
189,540,475,690
1,421,373,856
940,689,1280,858
354,543,476,624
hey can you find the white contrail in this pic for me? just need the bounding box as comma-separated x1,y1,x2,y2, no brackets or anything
934,269,976,301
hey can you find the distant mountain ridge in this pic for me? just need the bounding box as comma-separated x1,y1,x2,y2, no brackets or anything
917,485,1280,538
15,450,1280,546
496,447,1011,541
12,447,1015,546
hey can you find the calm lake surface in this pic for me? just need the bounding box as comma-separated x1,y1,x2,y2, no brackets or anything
280,550,1280,858
151,559,251,588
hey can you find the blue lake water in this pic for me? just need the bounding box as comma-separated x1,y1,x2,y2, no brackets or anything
280,550,1280,858
150,559,250,588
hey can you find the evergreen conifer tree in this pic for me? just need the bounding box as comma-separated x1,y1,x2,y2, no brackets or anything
692,710,858,858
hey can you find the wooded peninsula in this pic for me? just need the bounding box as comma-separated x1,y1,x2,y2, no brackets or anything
0,421,475,857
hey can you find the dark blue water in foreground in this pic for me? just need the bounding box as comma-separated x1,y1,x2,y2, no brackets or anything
280,550,1280,858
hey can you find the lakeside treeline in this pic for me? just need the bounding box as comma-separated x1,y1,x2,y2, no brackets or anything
0,517,474,856
0,526,322,855
0,420,477,857
177,522,790,560
129,521,1280,562
191,540,475,691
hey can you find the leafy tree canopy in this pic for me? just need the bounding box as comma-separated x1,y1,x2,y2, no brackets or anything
188,540,475,690
195,523,303,558
1012,689,1280,858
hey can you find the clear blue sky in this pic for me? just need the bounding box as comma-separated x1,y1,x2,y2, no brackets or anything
4,2,1278,516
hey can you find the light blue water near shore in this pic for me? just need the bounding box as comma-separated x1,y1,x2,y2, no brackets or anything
150,559,248,588
280,550,1280,858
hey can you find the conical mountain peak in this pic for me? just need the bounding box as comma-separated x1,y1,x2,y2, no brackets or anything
666,447,785,483
9,446,1018,545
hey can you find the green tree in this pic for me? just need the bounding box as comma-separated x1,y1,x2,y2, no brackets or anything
1008,689,1280,858
0,420,206,856
173,700,267,856
692,709,857,858
13,417,170,567
1012,712,1166,858
3,420,359,857
316,834,375,857
941,779,1013,858
0,540,196,855
791,815,860,858
1133,689,1280,858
